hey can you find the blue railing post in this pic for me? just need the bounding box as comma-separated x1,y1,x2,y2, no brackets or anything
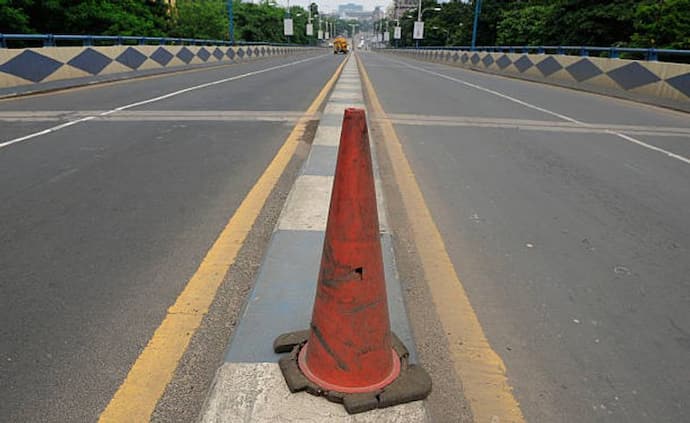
580,46,589,57
0,34,6,49
139,37,145,46
610,47,619,59
117,36,123,46
537,46,545,54
557,46,564,55
44,34,54,47
647,48,658,61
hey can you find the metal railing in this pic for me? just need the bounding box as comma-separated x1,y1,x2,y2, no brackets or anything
0,33,297,48
402,45,690,62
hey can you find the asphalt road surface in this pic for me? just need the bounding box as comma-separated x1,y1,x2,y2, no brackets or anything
0,52,342,422
359,51,689,423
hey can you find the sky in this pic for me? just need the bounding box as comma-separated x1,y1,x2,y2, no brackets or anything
276,0,392,14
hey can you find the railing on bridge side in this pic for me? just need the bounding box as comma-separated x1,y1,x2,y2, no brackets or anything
0,34,295,49
405,45,690,62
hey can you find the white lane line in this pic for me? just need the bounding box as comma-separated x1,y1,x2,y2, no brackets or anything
383,55,690,165
0,55,325,151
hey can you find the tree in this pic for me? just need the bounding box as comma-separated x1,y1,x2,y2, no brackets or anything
631,0,690,48
172,0,226,40
0,0,32,33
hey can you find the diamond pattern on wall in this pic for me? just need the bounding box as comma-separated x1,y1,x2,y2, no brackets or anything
0,50,63,82
470,53,480,65
536,56,562,77
665,72,690,98
227,48,236,59
67,48,112,75
461,53,469,63
482,55,494,67
607,62,661,90
116,47,147,69
197,48,211,61
513,56,534,73
177,47,195,64
254,47,260,56
150,47,174,66
566,59,602,82
496,55,511,70
237,48,245,58
213,48,224,60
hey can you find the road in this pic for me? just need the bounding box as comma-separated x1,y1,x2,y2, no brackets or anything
1,47,688,423
0,51,343,422
359,51,689,422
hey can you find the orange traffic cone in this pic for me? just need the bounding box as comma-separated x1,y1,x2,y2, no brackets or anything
274,108,431,414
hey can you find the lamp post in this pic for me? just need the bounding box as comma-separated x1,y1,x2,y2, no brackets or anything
227,0,234,45
471,0,482,51
415,5,441,49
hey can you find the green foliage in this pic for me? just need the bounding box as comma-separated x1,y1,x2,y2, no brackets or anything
496,4,554,46
172,0,227,40
631,0,690,49
0,0,32,33
1,0,687,48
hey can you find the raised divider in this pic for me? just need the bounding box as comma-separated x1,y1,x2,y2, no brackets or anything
199,57,429,422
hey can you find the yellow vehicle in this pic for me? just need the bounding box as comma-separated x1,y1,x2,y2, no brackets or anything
333,36,348,54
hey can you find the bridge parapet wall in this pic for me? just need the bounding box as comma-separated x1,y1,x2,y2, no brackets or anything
386,49,690,112
0,44,320,95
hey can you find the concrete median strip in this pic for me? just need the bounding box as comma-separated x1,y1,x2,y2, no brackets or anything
199,57,429,422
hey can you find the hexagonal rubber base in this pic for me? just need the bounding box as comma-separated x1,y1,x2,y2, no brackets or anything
273,330,432,414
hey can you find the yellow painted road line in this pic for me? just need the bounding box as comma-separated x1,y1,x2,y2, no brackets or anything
99,55,348,423
357,53,526,423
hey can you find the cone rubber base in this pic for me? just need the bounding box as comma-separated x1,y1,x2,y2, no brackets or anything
274,330,432,414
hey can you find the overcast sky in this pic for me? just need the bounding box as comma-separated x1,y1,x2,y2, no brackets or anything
275,0,392,14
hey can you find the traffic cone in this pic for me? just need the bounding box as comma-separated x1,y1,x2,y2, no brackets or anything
274,108,431,414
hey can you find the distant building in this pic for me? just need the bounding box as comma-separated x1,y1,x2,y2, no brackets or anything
393,0,417,18
338,3,364,14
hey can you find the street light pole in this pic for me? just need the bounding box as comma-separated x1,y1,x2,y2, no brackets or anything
227,0,234,45
471,0,482,51
415,6,441,49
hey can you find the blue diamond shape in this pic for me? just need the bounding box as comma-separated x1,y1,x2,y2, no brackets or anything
237,48,245,58
213,48,224,60
536,56,563,77
513,55,534,73
566,59,602,82
246,48,253,57
665,72,690,98
226,48,236,59
261,47,266,56
177,47,194,64
0,50,63,82
452,53,459,62
470,53,480,64
461,53,469,63
607,62,661,90
67,48,112,75
254,47,260,56
482,54,494,67
116,47,147,70
197,48,211,61
149,47,174,66
496,55,511,69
